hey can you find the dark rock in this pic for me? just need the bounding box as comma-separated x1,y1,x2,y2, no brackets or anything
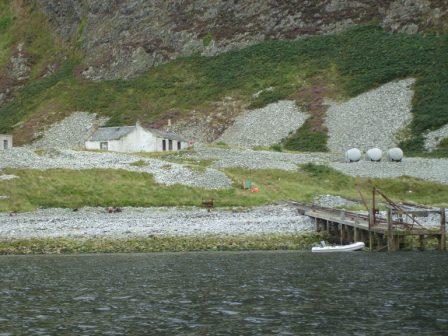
30,0,447,80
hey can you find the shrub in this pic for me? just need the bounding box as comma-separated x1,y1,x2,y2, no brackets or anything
270,144,283,152
283,124,328,152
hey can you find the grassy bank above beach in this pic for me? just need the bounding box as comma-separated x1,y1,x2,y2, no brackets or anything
0,234,324,255
1,164,448,212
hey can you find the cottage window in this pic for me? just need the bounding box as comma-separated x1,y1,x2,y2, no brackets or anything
100,142,108,150
3,140,8,150
177,141,181,150
162,139,167,151
168,139,173,150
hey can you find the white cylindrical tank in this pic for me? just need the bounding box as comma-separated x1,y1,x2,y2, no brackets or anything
366,148,382,162
345,148,361,162
388,147,404,162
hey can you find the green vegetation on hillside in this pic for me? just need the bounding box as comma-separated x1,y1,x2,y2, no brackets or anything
0,1,14,69
0,1,69,75
1,165,447,212
283,124,328,152
0,1,447,152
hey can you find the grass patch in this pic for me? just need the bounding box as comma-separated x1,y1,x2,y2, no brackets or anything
270,144,283,152
249,87,293,109
1,165,448,212
202,32,213,47
283,124,328,152
214,141,231,149
129,160,147,167
0,234,324,255
402,136,448,158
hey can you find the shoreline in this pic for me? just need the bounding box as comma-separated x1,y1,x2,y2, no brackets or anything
0,234,323,255
0,204,314,239
0,203,444,255
0,204,321,254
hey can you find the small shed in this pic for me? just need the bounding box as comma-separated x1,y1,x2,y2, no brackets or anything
85,123,189,153
0,134,12,150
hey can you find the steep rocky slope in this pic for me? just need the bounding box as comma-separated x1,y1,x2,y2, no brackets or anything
0,0,447,153
36,0,448,80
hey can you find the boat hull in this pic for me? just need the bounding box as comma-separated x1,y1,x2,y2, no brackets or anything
312,242,365,253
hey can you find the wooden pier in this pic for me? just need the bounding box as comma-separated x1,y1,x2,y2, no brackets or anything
291,201,446,252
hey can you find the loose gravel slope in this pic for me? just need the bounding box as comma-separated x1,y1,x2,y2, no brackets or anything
424,124,448,151
326,78,415,152
218,100,308,148
31,112,108,149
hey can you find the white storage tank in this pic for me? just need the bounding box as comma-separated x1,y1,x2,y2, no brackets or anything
345,148,361,162
387,147,404,162
366,148,382,162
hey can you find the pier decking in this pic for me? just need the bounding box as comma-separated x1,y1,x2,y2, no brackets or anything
291,201,446,252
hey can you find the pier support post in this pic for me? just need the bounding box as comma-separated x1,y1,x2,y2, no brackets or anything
379,233,387,251
440,208,446,251
387,209,395,252
394,235,401,250
419,235,425,251
347,227,353,243
339,224,343,245
354,227,359,242
360,230,367,244
369,232,373,251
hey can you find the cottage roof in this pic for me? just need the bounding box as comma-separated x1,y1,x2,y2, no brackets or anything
149,128,187,142
89,126,136,141
89,125,187,142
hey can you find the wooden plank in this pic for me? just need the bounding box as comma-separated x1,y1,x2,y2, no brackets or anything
393,210,429,217
306,211,390,234
305,211,369,227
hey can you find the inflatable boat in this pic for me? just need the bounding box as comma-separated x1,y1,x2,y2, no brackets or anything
312,242,365,253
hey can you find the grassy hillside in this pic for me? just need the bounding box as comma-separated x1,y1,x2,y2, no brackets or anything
0,1,447,152
0,0,70,78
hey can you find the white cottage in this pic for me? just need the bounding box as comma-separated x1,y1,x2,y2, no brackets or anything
0,134,12,150
85,123,189,153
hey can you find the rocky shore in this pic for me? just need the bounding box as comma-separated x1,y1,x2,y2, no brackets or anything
0,205,313,239
0,204,321,254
